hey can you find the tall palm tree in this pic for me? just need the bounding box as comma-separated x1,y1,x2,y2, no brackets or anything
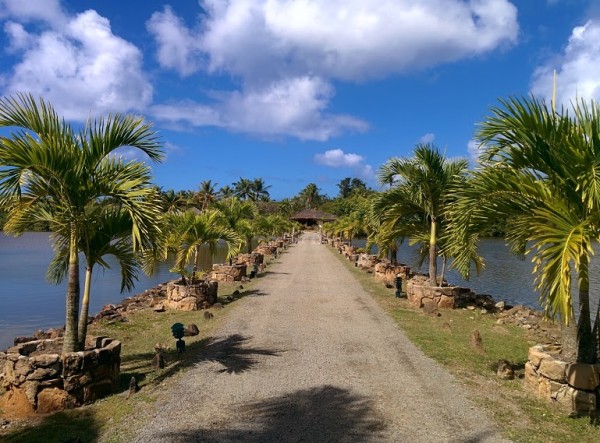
218,185,235,200
375,144,468,286
0,93,163,352
299,183,323,209
47,205,142,348
160,188,188,213
213,197,258,256
450,96,600,364
233,177,253,200
164,209,241,282
197,179,218,210
250,178,271,202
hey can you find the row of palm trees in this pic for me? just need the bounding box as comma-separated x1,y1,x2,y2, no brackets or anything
0,94,295,354
324,98,600,365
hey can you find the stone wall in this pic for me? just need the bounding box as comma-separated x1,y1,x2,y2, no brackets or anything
373,262,410,286
210,264,247,282
0,336,121,414
406,275,464,309
235,253,264,267
165,280,218,310
254,245,278,256
524,344,599,416
357,253,380,271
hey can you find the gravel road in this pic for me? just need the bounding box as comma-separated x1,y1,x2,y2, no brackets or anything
131,232,508,442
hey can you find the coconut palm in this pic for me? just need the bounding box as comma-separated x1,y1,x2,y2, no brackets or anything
299,183,324,209
375,144,468,286
233,178,253,201
450,96,600,364
218,185,235,200
197,179,218,210
250,178,271,202
0,93,163,352
163,209,241,283
47,205,142,348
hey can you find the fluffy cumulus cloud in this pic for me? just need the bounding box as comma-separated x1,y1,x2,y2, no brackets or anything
147,0,518,140
531,20,600,106
1,6,152,120
467,139,484,165
314,148,374,180
419,133,435,144
152,76,368,140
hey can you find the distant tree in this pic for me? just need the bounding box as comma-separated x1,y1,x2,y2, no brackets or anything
160,189,188,213
299,183,326,209
218,185,235,199
233,177,253,200
197,179,218,210
338,177,368,198
250,178,271,202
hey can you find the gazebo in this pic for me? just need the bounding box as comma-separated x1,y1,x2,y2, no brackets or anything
289,209,337,227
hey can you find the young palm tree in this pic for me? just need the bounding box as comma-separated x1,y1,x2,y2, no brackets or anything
47,205,143,348
450,96,600,364
164,209,242,282
375,144,468,286
213,197,258,257
0,93,163,352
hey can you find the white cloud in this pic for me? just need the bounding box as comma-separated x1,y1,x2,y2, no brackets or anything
0,0,66,26
467,139,483,166
2,8,152,120
146,6,203,77
314,148,375,180
159,0,518,82
531,20,600,106
152,76,368,141
146,0,518,140
419,133,435,144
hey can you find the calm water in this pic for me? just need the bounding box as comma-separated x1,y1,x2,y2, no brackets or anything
0,232,233,349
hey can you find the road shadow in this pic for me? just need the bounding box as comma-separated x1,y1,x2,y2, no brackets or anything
119,334,281,391
151,384,387,442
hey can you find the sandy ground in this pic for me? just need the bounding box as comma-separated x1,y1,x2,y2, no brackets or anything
131,232,508,442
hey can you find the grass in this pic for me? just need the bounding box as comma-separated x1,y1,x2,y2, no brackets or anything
328,245,600,443
0,276,259,443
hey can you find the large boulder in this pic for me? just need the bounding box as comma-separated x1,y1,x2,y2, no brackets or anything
165,280,218,310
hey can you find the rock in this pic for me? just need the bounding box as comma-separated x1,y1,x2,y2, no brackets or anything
152,303,165,312
184,323,200,336
204,311,214,320
151,353,165,370
422,300,438,316
469,330,484,354
497,360,515,380
566,363,600,390
495,301,506,310
539,358,567,383
37,387,76,413
212,303,223,310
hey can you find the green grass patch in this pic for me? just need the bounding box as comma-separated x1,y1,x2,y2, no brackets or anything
328,246,600,443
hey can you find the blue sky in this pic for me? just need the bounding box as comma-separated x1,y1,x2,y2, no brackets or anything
0,0,599,199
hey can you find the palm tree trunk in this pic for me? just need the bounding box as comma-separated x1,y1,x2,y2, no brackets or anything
592,299,600,363
64,234,81,353
577,252,595,363
247,236,252,254
77,267,93,349
439,255,447,286
193,246,200,283
428,216,438,286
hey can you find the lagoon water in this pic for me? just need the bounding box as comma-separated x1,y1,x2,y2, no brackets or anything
1,233,599,350
0,232,232,350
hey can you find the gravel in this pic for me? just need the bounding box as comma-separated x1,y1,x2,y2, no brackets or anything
131,232,509,442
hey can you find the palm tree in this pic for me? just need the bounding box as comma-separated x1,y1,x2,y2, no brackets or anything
233,178,253,200
250,178,271,202
197,179,218,210
213,197,258,256
218,185,235,200
163,209,241,283
160,188,188,213
375,144,468,286
0,93,163,352
450,96,600,364
299,183,323,209
47,205,142,348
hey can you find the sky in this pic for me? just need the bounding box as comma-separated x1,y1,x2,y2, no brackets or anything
0,0,599,200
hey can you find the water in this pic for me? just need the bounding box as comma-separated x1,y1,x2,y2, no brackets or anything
352,237,600,314
0,232,235,349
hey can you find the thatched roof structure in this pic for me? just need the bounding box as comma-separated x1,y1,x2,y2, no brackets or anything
290,209,337,225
